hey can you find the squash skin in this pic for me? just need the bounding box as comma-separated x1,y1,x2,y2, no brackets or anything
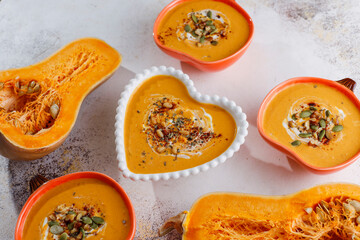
0,38,121,160
181,183,360,239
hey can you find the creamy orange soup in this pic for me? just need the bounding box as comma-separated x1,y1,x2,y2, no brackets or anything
124,75,236,174
22,178,131,240
157,0,250,61
263,82,360,167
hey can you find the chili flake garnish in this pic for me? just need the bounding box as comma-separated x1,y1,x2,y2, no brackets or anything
44,204,106,239
177,10,229,47
285,101,344,147
143,95,220,157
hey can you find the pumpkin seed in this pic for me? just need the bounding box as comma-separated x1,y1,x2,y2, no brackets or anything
211,41,218,46
300,110,312,118
304,207,313,214
325,110,331,117
291,140,301,146
156,129,164,138
349,200,360,212
157,146,166,153
206,20,213,26
316,206,326,222
29,80,36,88
191,14,198,23
319,119,326,128
344,203,356,218
184,24,191,32
92,216,105,225
15,81,20,89
318,129,325,141
48,221,59,227
325,130,333,140
199,36,205,44
33,83,40,92
309,106,317,111
191,31,198,38
82,216,92,225
332,125,343,132
50,103,60,119
207,10,212,18
291,114,297,120
80,227,86,240
320,200,330,214
91,222,98,229
0,82,4,90
310,125,319,131
59,233,68,240
357,216,360,225
50,225,64,235
299,133,312,138
163,102,173,108
67,221,75,230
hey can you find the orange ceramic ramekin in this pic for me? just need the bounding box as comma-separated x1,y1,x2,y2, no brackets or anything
257,77,359,174
153,0,254,72
15,172,136,240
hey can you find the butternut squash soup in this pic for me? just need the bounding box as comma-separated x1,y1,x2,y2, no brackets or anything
263,82,360,168
157,0,250,61
124,75,236,174
22,178,131,240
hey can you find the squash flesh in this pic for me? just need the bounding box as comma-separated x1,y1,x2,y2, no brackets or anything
0,38,121,159
183,184,360,239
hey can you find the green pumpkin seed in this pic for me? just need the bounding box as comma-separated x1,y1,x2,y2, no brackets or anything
199,36,205,44
91,222,99,229
80,228,86,240
291,114,297,120
67,211,76,215
332,125,343,132
50,225,64,235
191,30,198,38
0,82,4,90
50,103,60,119
206,20,213,26
211,41,218,46
310,125,319,131
291,140,301,146
309,106,317,111
325,110,331,117
48,221,59,227
59,233,68,240
299,133,312,138
67,221,75,230
82,216,92,225
184,24,191,32
300,110,312,118
92,216,105,225
319,119,326,128
210,25,216,30
318,129,325,141
191,14,198,23
207,10,212,18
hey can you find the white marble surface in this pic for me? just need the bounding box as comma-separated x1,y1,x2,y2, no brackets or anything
0,0,360,239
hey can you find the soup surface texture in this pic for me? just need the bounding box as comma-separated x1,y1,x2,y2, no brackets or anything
263,82,360,168
22,178,131,240
124,75,236,174
157,0,250,61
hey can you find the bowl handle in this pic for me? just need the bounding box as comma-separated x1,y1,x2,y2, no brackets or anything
336,78,356,92
30,175,49,194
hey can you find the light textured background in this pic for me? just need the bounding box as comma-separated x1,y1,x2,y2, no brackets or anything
1,0,360,239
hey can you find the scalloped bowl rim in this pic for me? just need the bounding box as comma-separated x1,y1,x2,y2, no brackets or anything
114,66,248,181
257,77,360,174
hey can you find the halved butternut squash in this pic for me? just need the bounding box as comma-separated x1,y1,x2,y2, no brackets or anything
0,38,121,160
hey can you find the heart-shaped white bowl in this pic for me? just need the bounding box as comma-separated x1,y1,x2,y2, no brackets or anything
115,66,248,181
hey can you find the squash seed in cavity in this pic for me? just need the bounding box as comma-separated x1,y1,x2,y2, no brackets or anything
48,221,59,227
0,82,4,90
310,125,319,131
300,110,312,118
81,216,92,225
184,25,191,32
33,83,40,92
50,225,64,235
333,125,343,132
91,222,99,229
92,216,105,225
304,207,313,214
191,14,198,23
67,221,75,230
206,20,213,26
318,129,325,141
80,227,86,240
207,10,212,18
319,119,326,128
299,133,312,138
59,233,68,240
291,140,301,146
326,110,331,118
50,104,60,119
309,106,317,111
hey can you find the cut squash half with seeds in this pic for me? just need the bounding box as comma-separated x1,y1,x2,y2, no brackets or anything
0,38,121,160
159,183,360,240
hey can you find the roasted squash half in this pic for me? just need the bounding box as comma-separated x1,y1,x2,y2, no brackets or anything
0,38,121,160
160,183,360,239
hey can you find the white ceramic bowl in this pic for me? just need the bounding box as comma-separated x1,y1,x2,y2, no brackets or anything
115,66,248,181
